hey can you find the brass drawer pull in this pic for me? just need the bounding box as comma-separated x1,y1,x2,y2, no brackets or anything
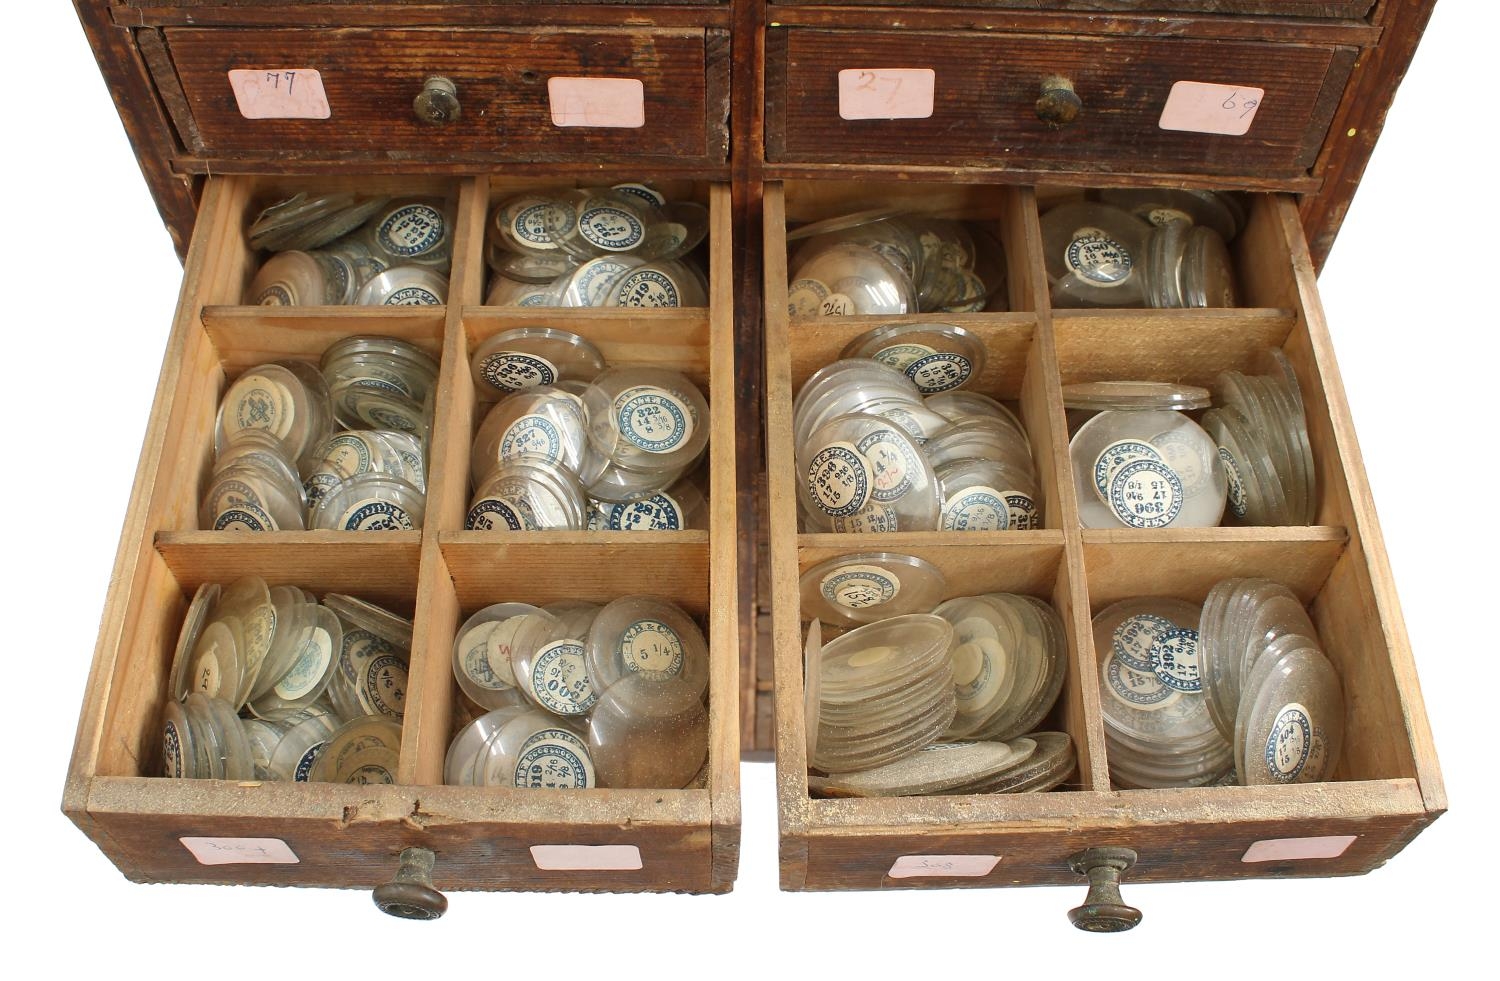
413,75,461,125
1067,847,1142,932
373,847,448,919
1036,75,1082,127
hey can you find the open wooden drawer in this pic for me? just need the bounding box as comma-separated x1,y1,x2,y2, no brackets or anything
762,179,1443,907
63,173,740,900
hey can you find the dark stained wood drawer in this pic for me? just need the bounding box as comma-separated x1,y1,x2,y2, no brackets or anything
769,1,1375,16
161,27,729,166
766,28,1355,182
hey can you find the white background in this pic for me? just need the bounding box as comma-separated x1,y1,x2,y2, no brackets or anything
7,2,1491,972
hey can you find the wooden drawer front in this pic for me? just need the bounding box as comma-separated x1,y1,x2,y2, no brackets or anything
164,28,728,164
65,174,740,897
767,29,1353,181
768,1,1375,16
763,181,1443,900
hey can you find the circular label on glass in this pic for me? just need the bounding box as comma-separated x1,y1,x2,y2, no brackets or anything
830,502,899,533
1094,440,1162,505
466,496,534,532
606,493,683,531
1106,655,1178,710
501,413,564,464
1113,613,1176,674
578,206,644,251
213,503,275,532
615,268,681,307
163,720,184,778
384,285,441,306
293,741,326,782
1065,227,1134,286
1149,627,1201,693
463,629,507,690
481,351,558,392
346,762,396,785
513,201,563,249
941,486,1010,532
529,640,596,715
274,627,333,700
856,429,918,502
256,283,293,306
787,278,829,318
807,442,871,516
232,375,289,437
616,387,694,453
513,738,593,789
1108,459,1183,529
363,654,408,718
1219,445,1248,518
618,619,686,679
324,433,374,477
1003,491,1040,531
872,342,935,372
1265,702,1313,782
820,565,901,610
952,639,996,704
378,203,445,257
906,353,973,394
1150,428,1209,493
341,499,415,532
487,618,524,689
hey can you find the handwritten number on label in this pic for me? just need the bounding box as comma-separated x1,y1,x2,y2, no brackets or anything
263,70,297,94
1220,90,1259,120
855,71,906,109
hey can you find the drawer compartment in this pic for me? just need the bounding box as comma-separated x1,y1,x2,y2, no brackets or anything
767,1,1375,16
763,180,1441,898
65,174,739,896
162,28,729,166
766,29,1354,182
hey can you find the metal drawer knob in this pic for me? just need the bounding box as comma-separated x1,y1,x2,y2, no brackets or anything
373,847,448,919
1036,75,1083,127
413,76,461,125
1067,846,1142,932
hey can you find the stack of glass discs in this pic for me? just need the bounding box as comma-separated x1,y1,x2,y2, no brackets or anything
1041,195,1239,309
444,595,710,789
1070,409,1227,529
1094,597,1233,788
934,593,1068,741
1198,579,1345,784
842,322,987,396
464,355,710,530
246,194,453,306
809,731,1077,797
798,552,948,627
1205,349,1317,525
160,579,410,784
786,210,1007,317
807,614,956,773
212,359,334,486
483,184,710,308
793,360,1041,533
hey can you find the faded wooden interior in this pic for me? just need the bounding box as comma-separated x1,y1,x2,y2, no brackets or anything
65,173,740,894
765,178,1443,891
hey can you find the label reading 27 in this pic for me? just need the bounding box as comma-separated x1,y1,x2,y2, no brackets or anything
228,69,331,119
838,69,936,120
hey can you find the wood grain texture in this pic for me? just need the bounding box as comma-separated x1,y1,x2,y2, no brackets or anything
772,1,1374,17
767,28,1353,179
165,27,727,164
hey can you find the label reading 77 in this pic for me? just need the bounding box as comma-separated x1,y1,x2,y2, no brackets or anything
228,69,331,120
838,68,936,121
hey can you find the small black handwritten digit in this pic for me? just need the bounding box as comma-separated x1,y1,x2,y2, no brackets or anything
265,71,280,88
285,70,296,94
856,71,878,92
1240,98,1259,119
1221,90,1238,110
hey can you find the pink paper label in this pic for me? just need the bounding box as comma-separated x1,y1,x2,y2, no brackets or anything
1241,835,1358,863
530,844,643,871
1158,81,1265,136
548,77,646,128
838,69,936,121
887,854,1000,878
180,836,300,866
227,69,330,120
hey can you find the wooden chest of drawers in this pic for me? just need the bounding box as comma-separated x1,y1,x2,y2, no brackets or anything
54,0,1452,928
